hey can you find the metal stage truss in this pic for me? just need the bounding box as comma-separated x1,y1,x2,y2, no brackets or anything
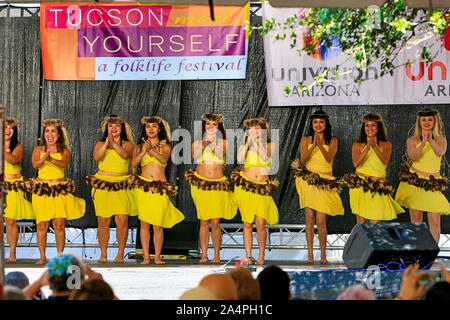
3,222,450,253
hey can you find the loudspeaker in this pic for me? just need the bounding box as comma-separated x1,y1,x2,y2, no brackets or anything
343,222,439,270
136,221,200,255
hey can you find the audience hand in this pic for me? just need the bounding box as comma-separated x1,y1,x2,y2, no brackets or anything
395,264,426,300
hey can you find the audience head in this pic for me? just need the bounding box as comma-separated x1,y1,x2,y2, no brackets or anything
227,267,261,300
2,285,27,300
424,281,450,300
198,273,238,300
47,253,86,294
6,271,30,289
179,287,220,300
337,285,377,300
257,265,291,300
69,278,115,300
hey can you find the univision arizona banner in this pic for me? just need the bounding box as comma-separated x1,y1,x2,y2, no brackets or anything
263,3,450,106
40,2,249,80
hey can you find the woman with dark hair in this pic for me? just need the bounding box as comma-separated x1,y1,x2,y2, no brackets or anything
343,114,404,223
291,110,343,265
232,118,279,266
30,119,85,264
395,108,449,244
185,113,237,263
4,118,34,263
86,115,136,263
130,116,184,264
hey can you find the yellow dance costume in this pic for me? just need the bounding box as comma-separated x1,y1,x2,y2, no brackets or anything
31,153,85,225
132,154,184,228
3,149,34,220
294,145,344,215
231,150,279,225
395,142,450,214
86,149,137,218
345,146,404,220
185,145,237,220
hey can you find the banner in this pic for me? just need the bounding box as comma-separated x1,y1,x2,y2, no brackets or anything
263,3,450,106
40,2,249,80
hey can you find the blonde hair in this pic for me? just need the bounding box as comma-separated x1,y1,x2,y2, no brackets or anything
413,108,445,140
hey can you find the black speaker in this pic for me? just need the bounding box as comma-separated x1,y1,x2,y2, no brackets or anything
343,222,440,270
135,221,200,255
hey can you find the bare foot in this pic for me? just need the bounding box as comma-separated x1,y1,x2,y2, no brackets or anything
320,258,328,265
199,257,209,263
114,256,124,263
98,256,107,264
306,255,314,265
7,256,17,263
36,257,47,265
211,257,221,264
154,258,165,265
256,258,264,266
140,258,151,265
245,257,254,265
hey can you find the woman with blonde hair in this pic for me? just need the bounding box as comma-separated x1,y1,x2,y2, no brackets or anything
185,113,237,263
343,114,404,223
291,110,344,265
395,108,449,244
30,119,85,264
4,118,34,263
232,117,279,266
130,116,184,264
86,115,136,263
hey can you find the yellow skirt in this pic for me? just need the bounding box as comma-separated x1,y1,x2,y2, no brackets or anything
295,176,344,216
32,181,85,225
349,185,404,221
395,172,450,214
189,172,237,221
233,172,279,225
133,176,185,228
90,174,137,218
4,177,35,221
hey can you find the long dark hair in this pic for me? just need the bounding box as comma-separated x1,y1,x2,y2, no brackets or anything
9,126,19,152
305,110,333,145
138,119,173,180
357,114,388,144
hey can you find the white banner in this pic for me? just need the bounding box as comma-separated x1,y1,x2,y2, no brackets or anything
263,3,450,106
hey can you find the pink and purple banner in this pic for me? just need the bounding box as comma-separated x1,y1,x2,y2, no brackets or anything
41,2,250,80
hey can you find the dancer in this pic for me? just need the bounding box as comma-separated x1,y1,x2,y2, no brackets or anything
185,113,237,263
86,115,136,263
4,118,34,263
395,108,449,245
343,114,404,223
232,117,279,265
30,119,85,264
291,110,344,265
130,116,184,264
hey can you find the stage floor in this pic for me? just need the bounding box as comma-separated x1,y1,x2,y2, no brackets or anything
4,257,450,300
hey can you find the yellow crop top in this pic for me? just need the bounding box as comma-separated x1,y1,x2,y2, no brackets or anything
98,149,130,174
5,149,22,175
196,145,224,164
356,145,386,178
244,150,272,169
141,153,167,168
38,153,65,180
412,141,442,173
306,144,332,173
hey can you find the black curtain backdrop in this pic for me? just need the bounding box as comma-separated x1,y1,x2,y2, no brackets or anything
1,14,449,234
